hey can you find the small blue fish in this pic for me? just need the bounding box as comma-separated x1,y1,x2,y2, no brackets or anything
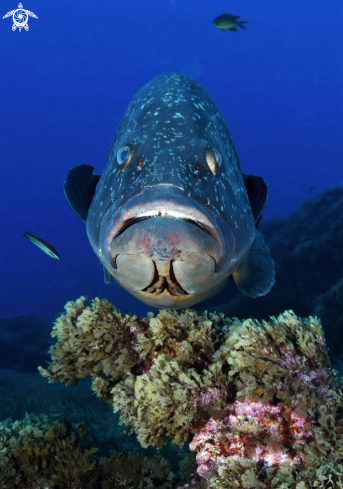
23,231,60,260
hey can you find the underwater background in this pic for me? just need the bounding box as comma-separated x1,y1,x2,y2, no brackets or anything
1,0,342,319
1,0,343,487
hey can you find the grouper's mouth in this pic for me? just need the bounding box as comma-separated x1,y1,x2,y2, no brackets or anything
97,186,235,306
111,208,218,246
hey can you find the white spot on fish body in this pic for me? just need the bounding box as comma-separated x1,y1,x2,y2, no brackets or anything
172,113,185,119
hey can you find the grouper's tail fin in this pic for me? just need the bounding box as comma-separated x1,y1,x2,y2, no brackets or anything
232,230,275,297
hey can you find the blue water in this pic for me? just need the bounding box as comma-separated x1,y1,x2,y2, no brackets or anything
1,0,342,319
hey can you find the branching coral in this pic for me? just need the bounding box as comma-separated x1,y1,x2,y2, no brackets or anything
40,297,343,488
100,451,175,489
0,412,175,489
0,413,98,488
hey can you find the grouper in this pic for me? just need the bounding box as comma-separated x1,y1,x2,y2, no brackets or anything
64,73,274,309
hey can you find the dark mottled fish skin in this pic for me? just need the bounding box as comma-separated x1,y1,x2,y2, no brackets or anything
23,231,60,260
88,74,251,248
65,73,274,308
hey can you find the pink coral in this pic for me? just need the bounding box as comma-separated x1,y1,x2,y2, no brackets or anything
189,398,310,477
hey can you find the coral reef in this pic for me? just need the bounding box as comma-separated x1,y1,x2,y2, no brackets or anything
40,297,343,488
0,413,98,488
314,277,343,363
0,412,175,488
211,185,343,361
0,369,146,456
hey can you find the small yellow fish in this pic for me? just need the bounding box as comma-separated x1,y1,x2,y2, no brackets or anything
23,231,60,260
212,13,248,32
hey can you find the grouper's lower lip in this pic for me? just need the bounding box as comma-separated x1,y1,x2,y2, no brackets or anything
111,209,213,242
101,185,225,254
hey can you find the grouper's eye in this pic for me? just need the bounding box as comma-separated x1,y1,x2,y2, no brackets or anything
117,145,133,170
205,147,222,176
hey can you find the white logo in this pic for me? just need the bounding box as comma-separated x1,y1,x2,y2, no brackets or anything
3,3,38,32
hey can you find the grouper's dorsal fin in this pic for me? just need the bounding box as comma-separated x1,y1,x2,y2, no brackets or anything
232,230,275,297
242,174,268,226
64,164,100,224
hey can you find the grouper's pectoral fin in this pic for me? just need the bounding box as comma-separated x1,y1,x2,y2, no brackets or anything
63,164,100,224
243,174,268,227
232,230,275,297
103,267,113,285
